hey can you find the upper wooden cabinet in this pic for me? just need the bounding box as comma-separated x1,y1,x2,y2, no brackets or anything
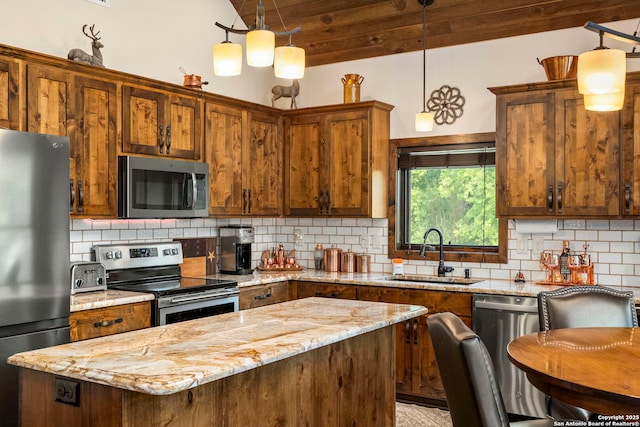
0,56,20,130
492,79,624,218
622,79,640,216
122,85,202,160
204,102,282,216
283,101,393,217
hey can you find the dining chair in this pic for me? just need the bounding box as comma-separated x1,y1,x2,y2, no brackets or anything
537,285,638,421
427,312,553,427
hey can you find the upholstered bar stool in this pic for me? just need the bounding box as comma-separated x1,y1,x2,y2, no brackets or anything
427,312,553,427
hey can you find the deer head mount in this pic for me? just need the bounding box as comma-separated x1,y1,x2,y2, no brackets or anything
67,24,105,67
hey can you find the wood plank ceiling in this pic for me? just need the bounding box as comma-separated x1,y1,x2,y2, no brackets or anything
224,0,640,67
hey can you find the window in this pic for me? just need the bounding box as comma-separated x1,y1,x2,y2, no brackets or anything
388,133,507,264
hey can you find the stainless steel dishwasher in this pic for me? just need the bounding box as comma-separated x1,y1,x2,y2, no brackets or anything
472,294,547,419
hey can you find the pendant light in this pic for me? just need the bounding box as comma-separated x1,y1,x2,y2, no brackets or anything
213,30,242,76
214,1,304,77
415,0,435,132
577,21,640,111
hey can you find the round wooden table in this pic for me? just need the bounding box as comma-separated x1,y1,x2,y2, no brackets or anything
507,327,640,415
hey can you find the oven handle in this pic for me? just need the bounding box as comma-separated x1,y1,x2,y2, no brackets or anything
169,290,238,304
191,172,197,209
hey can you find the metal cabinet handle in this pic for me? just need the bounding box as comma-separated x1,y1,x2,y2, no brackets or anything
557,184,563,213
314,292,338,298
325,190,331,214
166,125,171,155
254,292,272,301
77,180,84,214
625,183,631,214
93,318,123,328
405,321,411,344
70,179,75,212
247,189,252,214
547,185,554,213
242,189,248,214
413,321,418,345
159,125,165,153
318,190,325,214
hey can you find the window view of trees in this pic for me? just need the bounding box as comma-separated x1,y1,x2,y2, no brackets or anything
408,166,498,247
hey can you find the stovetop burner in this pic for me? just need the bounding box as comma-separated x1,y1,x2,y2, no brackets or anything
109,277,237,297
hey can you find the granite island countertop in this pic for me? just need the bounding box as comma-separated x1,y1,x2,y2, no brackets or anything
9,297,427,395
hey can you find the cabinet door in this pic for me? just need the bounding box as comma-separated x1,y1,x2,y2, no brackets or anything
72,76,118,217
495,91,556,217
556,90,620,216
122,85,163,156
245,111,281,216
166,93,202,160
0,57,20,130
27,64,72,137
623,82,640,215
204,102,245,216
284,114,322,215
324,110,370,216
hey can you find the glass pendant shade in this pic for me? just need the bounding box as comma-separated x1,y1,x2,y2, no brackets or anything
274,45,305,79
246,29,275,67
577,49,626,95
415,111,434,132
213,42,242,76
583,92,625,112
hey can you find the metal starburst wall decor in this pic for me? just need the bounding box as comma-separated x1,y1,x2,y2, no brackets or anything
427,85,465,125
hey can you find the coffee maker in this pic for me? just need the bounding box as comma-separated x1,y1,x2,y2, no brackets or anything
219,226,254,275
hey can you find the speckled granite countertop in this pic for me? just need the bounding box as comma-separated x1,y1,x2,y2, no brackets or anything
9,298,427,395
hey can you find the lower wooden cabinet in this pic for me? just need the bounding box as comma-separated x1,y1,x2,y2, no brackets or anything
356,285,472,403
69,301,151,342
293,281,357,300
239,282,291,309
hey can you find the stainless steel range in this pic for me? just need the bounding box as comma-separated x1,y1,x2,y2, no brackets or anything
93,242,238,326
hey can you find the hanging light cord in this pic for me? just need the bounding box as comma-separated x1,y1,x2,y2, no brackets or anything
421,2,427,113
273,0,288,32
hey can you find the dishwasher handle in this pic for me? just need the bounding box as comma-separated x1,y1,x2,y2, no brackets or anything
474,300,539,313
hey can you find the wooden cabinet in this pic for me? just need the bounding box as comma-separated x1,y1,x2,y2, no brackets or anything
204,102,282,216
70,75,117,216
293,281,357,300
622,79,640,216
283,102,393,217
492,82,621,218
27,64,117,217
0,56,20,130
239,281,291,309
69,301,151,342
122,85,202,160
356,286,472,402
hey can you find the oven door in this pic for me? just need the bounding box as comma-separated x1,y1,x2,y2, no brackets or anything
155,293,238,326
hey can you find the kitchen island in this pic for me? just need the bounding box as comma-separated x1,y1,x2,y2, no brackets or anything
9,297,426,427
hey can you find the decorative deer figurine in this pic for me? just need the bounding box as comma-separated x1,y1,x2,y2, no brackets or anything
271,80,300,109
67,24,105,67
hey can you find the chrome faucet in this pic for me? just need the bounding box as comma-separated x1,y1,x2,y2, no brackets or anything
419,228,454,277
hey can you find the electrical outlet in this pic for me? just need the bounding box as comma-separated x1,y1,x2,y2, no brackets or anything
360,235,370,249
55,377,79,406
532,235,544,253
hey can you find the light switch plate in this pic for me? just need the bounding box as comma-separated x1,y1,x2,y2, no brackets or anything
532,235,544,253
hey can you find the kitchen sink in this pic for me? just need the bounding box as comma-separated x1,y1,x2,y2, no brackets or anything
382,274,480,286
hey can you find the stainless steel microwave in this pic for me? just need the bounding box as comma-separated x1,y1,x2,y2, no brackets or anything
118,156,209,218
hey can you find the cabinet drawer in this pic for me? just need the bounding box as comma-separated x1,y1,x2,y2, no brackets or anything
239,282,290,309
295,282,357,300
70,301,151,342
357,286,471,317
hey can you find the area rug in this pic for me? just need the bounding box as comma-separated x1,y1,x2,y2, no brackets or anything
396,402,453,427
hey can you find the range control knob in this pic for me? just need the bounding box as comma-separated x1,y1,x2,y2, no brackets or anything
105,251,114,259
75,279,83,287
171,248,179,255
96,277,104,285
115,251,123,259
163,248,171,256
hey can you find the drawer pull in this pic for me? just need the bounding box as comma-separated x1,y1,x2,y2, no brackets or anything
315,292,338,298
405,320,411,344
254,292,272,300
93,318,123,328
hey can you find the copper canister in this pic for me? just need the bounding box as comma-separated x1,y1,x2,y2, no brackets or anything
356,254,371,273
341,250,356,273
324,247,342,272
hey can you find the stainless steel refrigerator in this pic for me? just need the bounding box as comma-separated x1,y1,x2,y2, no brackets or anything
0,129,71,427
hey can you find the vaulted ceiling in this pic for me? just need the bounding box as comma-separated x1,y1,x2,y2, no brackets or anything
226,0,640,67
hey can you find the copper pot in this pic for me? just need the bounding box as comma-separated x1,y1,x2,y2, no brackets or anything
180,68,209,89
356,254,371,273
324,247,342,272
537,56,578,81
